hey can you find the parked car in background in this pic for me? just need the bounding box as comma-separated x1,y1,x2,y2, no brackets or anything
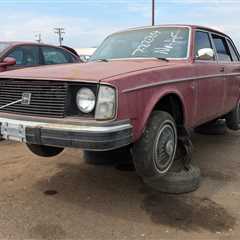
75,48,96,62
0,25,240,192
0,42,80,72
60,45,80,58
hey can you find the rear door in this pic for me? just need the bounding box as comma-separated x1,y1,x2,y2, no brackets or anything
211,34,238,114
223,38,240,113
194,30,225,125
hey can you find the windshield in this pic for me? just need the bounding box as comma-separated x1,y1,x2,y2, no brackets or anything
90,27,190,61
0,43,10,55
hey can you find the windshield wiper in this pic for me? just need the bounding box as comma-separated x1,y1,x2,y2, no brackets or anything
96,59,109,62
154,57,169,62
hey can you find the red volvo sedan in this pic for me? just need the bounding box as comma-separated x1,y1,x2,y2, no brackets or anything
0,25,239,193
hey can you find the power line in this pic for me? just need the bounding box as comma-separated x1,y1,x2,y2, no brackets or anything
54,27,65,46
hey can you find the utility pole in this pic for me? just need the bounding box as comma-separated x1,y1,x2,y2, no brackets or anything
54,28,65,46
35,33,42,43
152,0,155,26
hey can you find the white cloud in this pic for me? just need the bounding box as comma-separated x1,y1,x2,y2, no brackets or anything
0,12,126,48
1,1,240,50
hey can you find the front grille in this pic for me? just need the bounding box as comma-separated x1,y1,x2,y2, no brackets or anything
0,79,68,118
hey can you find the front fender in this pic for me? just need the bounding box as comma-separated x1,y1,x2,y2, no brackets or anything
132,86,188,141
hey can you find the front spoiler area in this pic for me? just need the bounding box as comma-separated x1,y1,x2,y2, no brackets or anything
0,117,133,151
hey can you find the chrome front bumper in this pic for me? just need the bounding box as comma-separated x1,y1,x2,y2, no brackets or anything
0,117,133,151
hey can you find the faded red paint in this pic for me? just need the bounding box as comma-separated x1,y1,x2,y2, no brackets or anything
0,25,240,142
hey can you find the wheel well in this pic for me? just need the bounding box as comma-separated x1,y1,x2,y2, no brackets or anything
153,94,185,126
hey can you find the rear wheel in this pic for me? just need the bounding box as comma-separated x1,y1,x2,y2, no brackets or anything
26,144,64,157
226,101,240,130
133,111,178,182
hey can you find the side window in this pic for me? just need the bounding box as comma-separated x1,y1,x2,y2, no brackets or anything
227,39,239,62
212,35,231,62
7,47,24,65
41,47,74,65
7,46,40,66
195,31,214,60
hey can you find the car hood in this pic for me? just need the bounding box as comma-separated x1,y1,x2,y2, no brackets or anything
0,60,175,82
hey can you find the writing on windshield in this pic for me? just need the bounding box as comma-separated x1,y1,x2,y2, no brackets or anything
90,27,189,61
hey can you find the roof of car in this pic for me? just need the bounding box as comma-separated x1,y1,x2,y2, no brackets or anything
0,41,63,47
113,24,229,38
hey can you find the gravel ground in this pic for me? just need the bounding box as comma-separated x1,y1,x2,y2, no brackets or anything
0,131,240,240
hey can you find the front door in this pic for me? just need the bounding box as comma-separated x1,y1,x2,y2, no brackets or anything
194,30,225,125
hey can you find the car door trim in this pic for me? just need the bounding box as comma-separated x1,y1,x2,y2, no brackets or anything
122,72,240,93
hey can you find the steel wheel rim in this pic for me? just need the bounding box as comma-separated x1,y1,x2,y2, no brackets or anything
153,122,177,173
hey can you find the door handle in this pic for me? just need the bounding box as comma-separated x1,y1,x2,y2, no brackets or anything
220,67,225,73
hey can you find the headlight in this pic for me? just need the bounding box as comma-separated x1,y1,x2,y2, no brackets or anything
95,85,116,120
76,88,96,113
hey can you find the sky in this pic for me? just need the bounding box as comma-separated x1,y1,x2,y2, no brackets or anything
0,0,240,49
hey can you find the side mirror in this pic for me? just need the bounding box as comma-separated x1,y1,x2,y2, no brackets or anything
196,48,215,61
1,57,16,66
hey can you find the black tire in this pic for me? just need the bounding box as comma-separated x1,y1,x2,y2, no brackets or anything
133,111,178,181
194,119,226,135
83,146,132,165
145,162,201,194
26,144,64,157
226,101,240,130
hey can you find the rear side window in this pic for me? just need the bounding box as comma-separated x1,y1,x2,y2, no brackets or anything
7,46,39,66
195,31,213,60
227,39,239,62
41,47,74,65
212,35,231,62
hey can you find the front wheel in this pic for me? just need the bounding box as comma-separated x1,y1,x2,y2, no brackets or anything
26,144,64,157
83,146,132,165
133,111,177,182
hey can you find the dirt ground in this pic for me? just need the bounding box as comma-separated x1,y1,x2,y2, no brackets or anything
0,131,240,240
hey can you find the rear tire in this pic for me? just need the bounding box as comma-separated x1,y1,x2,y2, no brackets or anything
26,144,64,157
133,111,178,181
226,101,240,130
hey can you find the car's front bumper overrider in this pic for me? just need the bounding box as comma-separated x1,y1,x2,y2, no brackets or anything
0,117,133,151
